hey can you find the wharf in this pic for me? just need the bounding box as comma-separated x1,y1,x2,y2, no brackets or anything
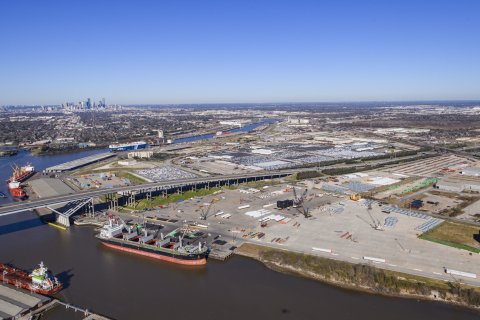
208,247,236,261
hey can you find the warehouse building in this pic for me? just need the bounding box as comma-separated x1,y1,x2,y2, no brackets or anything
128,151,153,159
461,167,480,176
0,283,51,319
435,179,465,192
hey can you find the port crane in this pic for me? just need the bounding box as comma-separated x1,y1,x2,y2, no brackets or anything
293,188,308,206
366,208,384,231
200,199,215,220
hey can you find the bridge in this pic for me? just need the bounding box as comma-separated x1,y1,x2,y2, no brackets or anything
0,170,297,226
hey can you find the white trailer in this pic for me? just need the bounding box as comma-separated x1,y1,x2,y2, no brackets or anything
445,269,477,279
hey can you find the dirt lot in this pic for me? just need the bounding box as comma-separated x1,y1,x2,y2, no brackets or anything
428,220,480,249
421,193,461,213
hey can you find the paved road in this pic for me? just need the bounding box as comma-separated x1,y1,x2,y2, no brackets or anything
0,170,296,216
255,242,480,288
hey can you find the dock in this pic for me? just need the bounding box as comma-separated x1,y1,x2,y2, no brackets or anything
208,247,237,261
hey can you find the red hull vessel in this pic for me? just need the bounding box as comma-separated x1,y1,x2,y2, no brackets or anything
102,242,207,265
7,180,26,200
0,262,63,295
7,163,35,183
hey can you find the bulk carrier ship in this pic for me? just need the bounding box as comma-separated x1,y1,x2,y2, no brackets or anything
7,163,35,183
96,217,207,265
0,262,62,295
6,163,33,200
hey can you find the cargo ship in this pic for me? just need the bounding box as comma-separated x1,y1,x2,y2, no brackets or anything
7,163,35,183
96,217,207,265
109,141,147,152
0,262,63,295
215,131,232,136
8,179,26,200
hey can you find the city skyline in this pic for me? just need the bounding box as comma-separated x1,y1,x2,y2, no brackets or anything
1,0,479,105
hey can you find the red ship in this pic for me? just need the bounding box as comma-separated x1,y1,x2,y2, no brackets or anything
7,163,35,183
8,179,26,200
0,262,63,295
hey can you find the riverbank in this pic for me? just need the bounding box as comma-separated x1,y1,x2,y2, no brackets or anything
29,145,108,156
236,243,480,311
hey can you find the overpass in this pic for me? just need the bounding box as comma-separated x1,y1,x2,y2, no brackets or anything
0,170,296,225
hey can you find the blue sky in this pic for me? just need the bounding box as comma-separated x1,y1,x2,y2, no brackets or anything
0,0,479,105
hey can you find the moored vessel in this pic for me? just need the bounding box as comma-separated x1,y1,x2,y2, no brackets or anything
8,179,26,200
215,131,232,136
95,216,207,265
7,163,35,183
0,262,63,295
109,141,147,152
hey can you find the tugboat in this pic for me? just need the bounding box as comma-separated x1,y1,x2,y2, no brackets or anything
96,216,207,265
0,262,63,295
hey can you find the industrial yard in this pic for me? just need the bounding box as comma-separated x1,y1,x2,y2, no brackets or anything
101,180,480,284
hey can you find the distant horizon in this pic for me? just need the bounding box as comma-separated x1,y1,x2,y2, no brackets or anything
4,99,480,108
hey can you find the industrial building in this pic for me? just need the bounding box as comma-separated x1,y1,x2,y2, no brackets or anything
44,152,114,172
0,283,51,320
128,151,153,159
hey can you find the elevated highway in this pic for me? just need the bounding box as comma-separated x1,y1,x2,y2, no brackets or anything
0,170,296,217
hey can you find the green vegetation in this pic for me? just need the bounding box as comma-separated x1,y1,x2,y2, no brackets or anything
296,170,322,180
222,185,238,190
123,187,222,210
423,220,480,251
249,245,480,305
151,153,175,161
116,172,147,183
419,235,480,253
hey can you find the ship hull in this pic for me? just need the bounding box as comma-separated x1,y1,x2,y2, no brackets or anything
7,170,35,183
109,143,147,152
8,188,26,200
99,239,207,265
0,275,62,295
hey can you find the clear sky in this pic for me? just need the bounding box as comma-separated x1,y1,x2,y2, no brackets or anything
1,0,479,105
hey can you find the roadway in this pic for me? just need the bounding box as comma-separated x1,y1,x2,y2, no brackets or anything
0,170,297,216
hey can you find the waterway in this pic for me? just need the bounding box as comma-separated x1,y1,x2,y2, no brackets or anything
172,118,278,144
0,125,479,319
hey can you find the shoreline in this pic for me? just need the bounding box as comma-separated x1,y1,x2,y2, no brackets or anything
235,244,480,311
29,145,108,156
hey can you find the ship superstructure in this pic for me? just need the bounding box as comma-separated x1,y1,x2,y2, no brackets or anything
95,216,207,265
0,262,62,295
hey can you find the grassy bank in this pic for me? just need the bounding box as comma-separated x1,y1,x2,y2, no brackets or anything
123,187,222,210
237,243,480,307
115,172,147,183
420,220,480,252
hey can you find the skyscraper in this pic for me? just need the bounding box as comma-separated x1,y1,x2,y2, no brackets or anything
87,98,91,108
102,98,105,107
